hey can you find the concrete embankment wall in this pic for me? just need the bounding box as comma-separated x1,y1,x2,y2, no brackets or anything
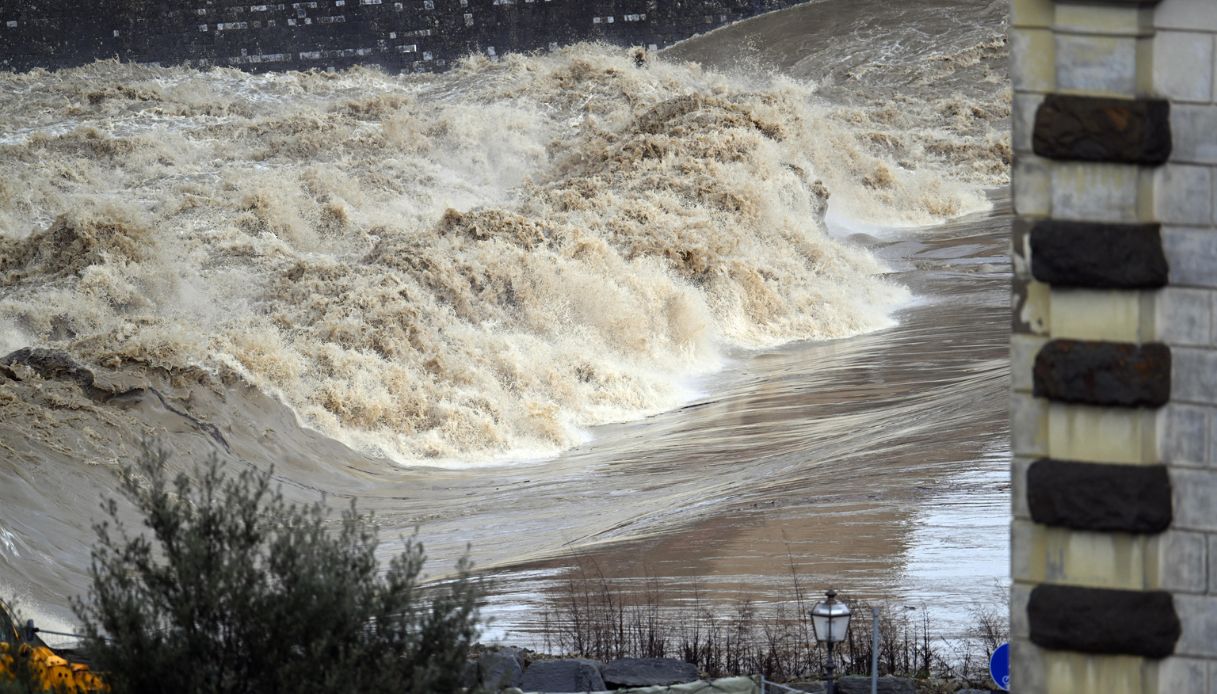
0,0,809,73
1009,0,1217,691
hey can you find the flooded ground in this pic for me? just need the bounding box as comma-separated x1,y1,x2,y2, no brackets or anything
0,0,1010,643
477,193,1012,643
471,0,1012,638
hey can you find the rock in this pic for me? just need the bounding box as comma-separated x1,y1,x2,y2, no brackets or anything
955,689,993,693
1028,584,1179,658
1032,94,1171,165
521,659,605,693
602,658,699,688
1029,220,1167,290
460,660,479,691
835,675,917,694
783,682,826,693
1026,459,1171,534
1032,339,1171,408
2,347,99,392
479,648,525,690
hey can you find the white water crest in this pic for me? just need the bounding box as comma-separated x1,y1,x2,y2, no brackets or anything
0,40,1007,465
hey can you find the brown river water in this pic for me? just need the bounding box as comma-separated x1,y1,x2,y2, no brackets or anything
476,193,1012,643
0,0,1010,641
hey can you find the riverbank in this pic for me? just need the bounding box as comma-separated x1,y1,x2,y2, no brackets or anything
462,556,1008,691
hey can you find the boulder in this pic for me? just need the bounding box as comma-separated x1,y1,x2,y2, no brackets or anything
479,648,525,690
460,660,479,691
836,675,917,694
602,658,699,688
521,659,605,693
782,682,826,693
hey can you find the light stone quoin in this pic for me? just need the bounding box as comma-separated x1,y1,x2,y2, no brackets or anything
1152,33,1215,103
1055,34,1138,95
1010,0,1217,691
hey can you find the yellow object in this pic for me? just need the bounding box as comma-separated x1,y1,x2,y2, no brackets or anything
0,642,108,693
0,603,106,693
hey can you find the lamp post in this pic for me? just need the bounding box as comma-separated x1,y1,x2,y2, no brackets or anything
811,589,852,694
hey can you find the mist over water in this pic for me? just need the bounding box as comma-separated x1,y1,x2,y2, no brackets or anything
0,0,1010,631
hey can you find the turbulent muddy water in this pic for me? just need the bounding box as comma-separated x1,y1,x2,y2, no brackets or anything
478,196,1012,642
0,0,1010,638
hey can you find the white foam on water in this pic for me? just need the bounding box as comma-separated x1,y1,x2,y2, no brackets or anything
0,43,1007,467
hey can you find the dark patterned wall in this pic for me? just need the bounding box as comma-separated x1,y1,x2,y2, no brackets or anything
0,0,808,73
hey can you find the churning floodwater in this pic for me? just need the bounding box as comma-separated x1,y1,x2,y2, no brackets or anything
0,0,1010,638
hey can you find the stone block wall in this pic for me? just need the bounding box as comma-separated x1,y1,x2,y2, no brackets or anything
1010,0,1217,691
0,0,808,73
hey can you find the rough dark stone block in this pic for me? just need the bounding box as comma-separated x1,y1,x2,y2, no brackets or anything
460,660,479,692
1028,584,1180,658
1027,459,1172,533
479,648,525,690
602,658,699,688
1033,340,1171,408
1033,94,1171,165
835,675,917,694
1,347,107,398
1030,220,1168,289
521,659,605,693
783,678,915,694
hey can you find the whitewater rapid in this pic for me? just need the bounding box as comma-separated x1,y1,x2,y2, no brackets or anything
0,37,1006,466
0,0,1012,633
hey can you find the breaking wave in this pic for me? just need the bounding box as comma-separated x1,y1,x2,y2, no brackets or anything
0,43,1008,463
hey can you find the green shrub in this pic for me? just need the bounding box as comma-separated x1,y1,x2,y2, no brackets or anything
73,447,480,694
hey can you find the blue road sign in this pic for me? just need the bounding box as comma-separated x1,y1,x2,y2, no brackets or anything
990,642,1010,691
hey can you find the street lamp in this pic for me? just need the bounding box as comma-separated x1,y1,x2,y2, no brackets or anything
811,589,852,694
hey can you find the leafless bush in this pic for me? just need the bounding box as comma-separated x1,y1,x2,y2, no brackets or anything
539,557,1007,687
935,584,1010,686
542,559,669,663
